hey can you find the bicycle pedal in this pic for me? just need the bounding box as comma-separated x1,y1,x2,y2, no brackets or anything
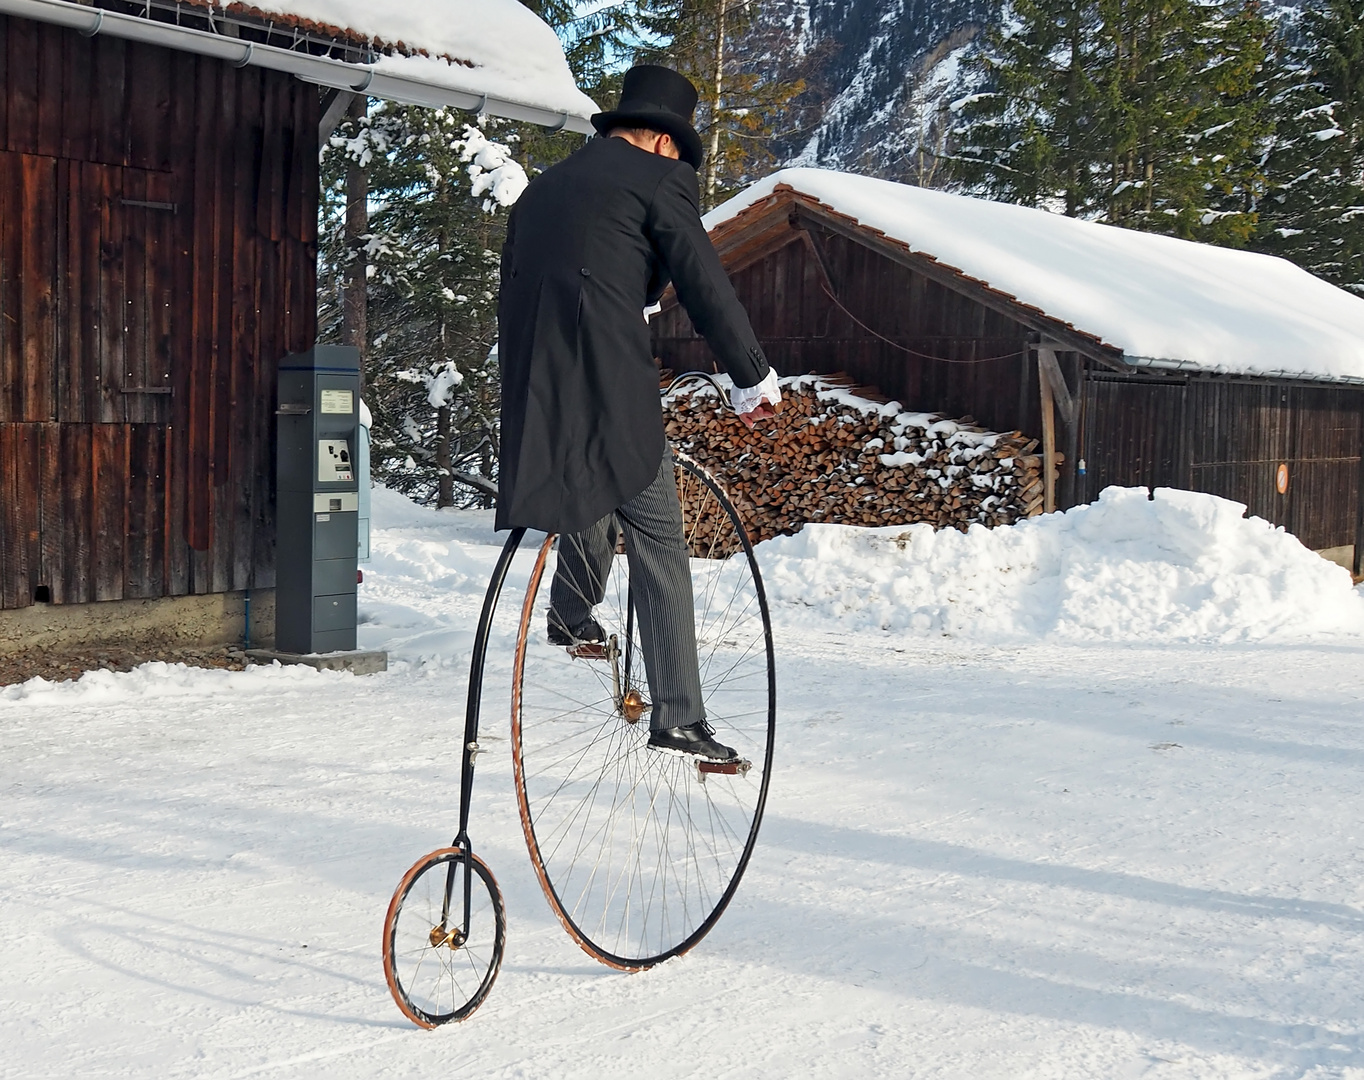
697,758,752,779
566,642,609,660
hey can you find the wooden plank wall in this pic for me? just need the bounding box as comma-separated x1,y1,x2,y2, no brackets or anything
651,230,1039,439
1082,374,1364,551
0,15,318,609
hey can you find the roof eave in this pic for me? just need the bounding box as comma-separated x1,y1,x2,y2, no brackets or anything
0,0,595,134
707,185,1128,372
1126,355,1364,387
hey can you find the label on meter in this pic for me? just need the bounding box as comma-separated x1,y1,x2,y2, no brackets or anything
320,389,354,415
318,439,354,483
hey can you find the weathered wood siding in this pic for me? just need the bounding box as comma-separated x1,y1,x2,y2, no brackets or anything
1081,373,1364,551
0,14,318,609
653,231,1040,438
656,213,1364,550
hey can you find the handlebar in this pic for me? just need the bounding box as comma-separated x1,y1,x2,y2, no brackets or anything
663,371,736,413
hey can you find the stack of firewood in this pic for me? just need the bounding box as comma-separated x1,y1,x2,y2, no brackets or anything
663,374,1054,545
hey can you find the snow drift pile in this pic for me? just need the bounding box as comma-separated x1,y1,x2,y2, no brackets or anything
757,486,1364,642
664,374,1049,543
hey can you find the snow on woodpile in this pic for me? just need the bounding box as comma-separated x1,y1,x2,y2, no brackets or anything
706,169,1364,382
201,0,596,119
758,486,1364,642
664,374,1049,543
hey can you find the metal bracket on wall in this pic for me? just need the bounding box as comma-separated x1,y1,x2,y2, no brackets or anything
318,88,359,144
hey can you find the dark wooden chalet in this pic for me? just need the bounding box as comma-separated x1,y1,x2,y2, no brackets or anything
654,176,1364,572
0,0,592,645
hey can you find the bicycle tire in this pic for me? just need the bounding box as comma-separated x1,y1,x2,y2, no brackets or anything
510,452,776,969
382,847,506,1027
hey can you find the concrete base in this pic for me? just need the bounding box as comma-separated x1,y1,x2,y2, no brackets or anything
245,648,388,675
0,589,275,657
1316,545,1357,575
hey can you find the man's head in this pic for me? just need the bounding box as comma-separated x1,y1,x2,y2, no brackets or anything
608,126,681,160
590,66,703,168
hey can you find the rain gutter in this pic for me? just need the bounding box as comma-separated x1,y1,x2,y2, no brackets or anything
0,0,595,134
1125,355,1364,387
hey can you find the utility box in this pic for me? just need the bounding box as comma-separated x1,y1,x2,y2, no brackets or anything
276,346,361,654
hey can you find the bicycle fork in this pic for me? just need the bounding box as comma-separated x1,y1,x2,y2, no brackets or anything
437,527,526,946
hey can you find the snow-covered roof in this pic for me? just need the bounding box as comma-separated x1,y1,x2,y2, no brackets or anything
705,169,1364,383
197,0,597,123
5,0,598,131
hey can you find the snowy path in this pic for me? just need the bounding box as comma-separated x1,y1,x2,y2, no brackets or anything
5,503,1364,1078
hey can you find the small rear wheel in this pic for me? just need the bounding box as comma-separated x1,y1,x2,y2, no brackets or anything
382,848,506,1027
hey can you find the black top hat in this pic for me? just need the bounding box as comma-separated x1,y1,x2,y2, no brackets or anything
591,65,704,169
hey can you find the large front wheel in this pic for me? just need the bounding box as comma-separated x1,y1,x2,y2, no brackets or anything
510,453,776,969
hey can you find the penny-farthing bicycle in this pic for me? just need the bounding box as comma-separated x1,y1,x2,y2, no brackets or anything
382,374,777,1027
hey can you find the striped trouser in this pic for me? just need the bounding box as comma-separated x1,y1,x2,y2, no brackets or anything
549,449,702,732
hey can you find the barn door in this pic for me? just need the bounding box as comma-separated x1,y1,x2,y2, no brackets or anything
0,150,176,609
62,160,176,425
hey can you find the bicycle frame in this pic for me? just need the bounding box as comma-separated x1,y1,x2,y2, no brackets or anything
434,415,747,939
443,526,527,938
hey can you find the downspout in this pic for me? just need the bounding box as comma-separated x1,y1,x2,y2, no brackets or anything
0,0,595,134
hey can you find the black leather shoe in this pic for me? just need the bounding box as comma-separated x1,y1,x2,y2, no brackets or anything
547,614,605,647
648,721,738,761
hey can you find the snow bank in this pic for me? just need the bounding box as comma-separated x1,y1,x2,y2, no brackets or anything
706,169,1364,381
758,486,1364,642
0,659,330,705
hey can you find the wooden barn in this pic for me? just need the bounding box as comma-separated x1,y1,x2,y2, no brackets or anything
653,170,1364,574
0,0,593,653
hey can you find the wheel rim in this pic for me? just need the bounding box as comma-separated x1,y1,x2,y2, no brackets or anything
511,454,776,968
383,849,506,1026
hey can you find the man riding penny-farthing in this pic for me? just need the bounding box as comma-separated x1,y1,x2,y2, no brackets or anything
383,66,782,1026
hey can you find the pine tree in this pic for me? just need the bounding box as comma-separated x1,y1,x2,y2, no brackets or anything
316,2,626,507
955,0,1273,245
320,106,526,507
1098,0,1270,244
953,0,1109,216
1257,0,1364,292
639,0,807,208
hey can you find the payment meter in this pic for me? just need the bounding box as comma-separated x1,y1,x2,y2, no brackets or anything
276,345,361,654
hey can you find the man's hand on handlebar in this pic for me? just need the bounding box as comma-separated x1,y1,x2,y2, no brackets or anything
732,369,782,430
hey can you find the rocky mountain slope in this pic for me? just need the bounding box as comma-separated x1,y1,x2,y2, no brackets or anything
773,0,998,180
775,0,1303,183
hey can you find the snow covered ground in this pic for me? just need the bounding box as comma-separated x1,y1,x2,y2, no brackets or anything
5,487,1364,1079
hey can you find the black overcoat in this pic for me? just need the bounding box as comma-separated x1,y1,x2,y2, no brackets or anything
496,136,769,535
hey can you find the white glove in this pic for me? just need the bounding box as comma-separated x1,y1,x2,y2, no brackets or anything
731,368,781,422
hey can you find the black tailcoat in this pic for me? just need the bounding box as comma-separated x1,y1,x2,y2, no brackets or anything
496,136,768,535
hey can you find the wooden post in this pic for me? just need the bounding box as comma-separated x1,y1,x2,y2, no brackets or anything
1037,348,1057,514
1063,362,1082,509
1036,345,1078,512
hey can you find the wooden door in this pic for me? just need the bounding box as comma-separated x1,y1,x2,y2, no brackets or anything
0,150,176,608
